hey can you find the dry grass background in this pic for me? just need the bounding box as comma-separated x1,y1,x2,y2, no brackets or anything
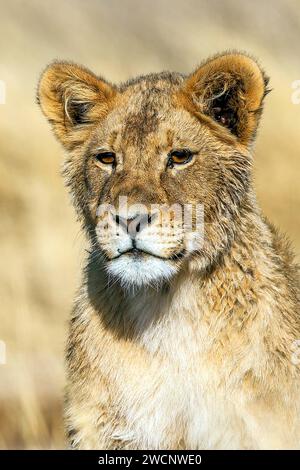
0,0,299,449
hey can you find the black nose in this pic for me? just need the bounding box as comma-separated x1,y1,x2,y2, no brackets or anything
114,213,155,237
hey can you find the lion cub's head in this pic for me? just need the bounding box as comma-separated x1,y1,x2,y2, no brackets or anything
38,52,268,289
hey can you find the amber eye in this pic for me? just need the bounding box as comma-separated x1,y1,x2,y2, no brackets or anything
95,152,116,165
168,149,193,167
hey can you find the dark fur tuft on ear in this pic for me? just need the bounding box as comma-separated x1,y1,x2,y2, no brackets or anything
65,99,93,125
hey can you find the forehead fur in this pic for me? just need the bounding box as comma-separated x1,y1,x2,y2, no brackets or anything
114,72,185,145
118,71,185,92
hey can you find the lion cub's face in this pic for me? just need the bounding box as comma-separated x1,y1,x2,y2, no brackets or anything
38,53,268,289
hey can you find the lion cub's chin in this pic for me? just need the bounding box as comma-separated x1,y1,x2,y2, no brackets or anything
106,254,177,290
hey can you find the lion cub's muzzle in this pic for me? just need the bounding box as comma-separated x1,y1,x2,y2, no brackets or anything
96,207,184,260
94,201,203,288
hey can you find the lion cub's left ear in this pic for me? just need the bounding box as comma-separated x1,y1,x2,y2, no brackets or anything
37,61,116,151
183,52,270,146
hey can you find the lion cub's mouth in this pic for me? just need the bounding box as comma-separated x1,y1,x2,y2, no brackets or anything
113,247,186,262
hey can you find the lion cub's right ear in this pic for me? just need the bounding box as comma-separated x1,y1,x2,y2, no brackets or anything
182,52,269,146
37,61,116,150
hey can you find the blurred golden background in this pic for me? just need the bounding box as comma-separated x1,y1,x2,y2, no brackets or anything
0,0,299,449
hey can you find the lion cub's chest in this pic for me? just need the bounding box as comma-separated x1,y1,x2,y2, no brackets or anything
113,311,250,449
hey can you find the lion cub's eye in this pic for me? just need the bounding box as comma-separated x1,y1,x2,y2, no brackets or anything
168,149,193,167
95,152,116,166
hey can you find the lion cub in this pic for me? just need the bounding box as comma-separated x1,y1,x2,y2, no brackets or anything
38,52,300,449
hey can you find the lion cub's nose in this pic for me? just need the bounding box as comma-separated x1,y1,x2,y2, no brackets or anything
113,213,156,238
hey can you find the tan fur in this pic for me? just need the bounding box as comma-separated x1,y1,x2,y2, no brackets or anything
38,52,300,449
